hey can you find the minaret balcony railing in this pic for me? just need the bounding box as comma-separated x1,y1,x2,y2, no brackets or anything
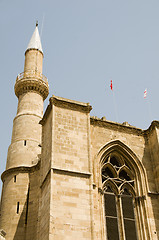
16,70,48,85
15,70,49,99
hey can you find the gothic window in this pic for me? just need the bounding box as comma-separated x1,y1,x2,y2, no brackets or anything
102,153,138,240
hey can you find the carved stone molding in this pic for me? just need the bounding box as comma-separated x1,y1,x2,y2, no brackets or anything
14,71,49,100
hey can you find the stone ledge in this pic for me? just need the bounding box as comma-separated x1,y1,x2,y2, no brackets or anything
13,112,42,122
9,138,40,144
40,95,92,125
40,167,91,189
90,117,159,137
52,167,91,178
148,191,159,197
1,160,40,182
90,117,144,136
51,95,92,113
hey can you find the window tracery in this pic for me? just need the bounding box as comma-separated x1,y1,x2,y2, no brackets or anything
101,153,138,240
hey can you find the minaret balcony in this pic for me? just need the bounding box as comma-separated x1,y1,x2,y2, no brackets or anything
15,71,49,100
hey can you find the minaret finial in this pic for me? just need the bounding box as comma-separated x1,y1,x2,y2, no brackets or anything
36,20,38,27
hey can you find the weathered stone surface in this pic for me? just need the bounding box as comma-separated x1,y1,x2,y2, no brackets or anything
1,26,159,240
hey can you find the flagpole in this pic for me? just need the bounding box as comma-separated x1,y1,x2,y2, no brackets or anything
147,97,152,123
112,90,119,123
148,100,152,122
144,88,152,123
110,80,119,123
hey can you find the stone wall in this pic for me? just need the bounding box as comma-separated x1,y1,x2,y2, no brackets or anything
25,169,40,240
0,172,29,240
90,117,159,240
1,93,159,239
40,96,93,239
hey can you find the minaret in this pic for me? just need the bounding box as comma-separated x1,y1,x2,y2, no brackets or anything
7,22,49,169
0,23,49,239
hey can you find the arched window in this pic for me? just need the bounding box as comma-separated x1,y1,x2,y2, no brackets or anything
102,153,138,240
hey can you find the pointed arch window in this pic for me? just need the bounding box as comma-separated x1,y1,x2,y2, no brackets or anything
102,153,138,240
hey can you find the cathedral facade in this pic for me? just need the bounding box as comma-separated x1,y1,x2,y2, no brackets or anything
0,24,159,240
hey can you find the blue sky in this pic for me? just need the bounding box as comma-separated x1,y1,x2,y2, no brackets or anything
1,0,159,194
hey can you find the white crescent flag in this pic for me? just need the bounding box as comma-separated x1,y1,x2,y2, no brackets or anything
144,89,147,98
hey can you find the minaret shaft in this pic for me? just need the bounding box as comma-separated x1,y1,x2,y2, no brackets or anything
6,47,45,169
0,24,49,240
24,49,43,73
16,91,43,117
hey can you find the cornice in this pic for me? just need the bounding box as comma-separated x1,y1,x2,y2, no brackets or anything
50,95,92,113
1,160,40,182
40,95,92,125
90,117,144,136
40,94,159,137
90,117,159,137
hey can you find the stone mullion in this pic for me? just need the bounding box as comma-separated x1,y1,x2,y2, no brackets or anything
117,195,126,240
99,190,106,240
134,198,143,240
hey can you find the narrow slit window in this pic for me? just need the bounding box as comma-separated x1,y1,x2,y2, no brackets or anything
14,175,16,182
24,140,26,146
17,202,20,214
25,185,30,225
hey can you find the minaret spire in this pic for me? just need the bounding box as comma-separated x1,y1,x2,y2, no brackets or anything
14,22,49,100
26,21,43,53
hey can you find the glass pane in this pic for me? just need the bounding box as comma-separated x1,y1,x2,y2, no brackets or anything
119,170,131,181
105,185,113,193
110,156,121,167
102,167,114,178
121,195,135,219
122,188,130,195
124,219,138,240
104,193,117,217
106,217,119,240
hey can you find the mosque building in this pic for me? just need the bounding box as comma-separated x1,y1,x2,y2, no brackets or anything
0,24,159,240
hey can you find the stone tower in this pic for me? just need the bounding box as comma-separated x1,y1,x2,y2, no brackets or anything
0,23,49,239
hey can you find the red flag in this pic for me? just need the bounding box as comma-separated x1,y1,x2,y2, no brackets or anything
144,89,147,98
110,80,113,91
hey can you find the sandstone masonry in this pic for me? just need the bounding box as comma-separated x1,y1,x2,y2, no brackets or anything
0,24,159,240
